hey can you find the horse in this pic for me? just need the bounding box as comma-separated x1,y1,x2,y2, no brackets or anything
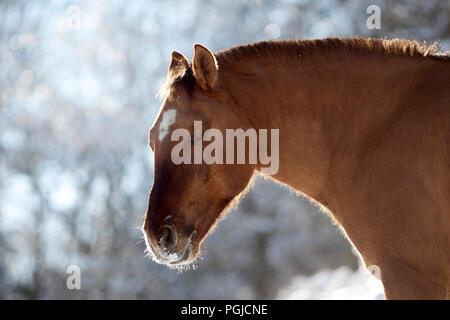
142,38,450,299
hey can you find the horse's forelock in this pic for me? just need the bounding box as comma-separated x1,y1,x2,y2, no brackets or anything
157,65,196,101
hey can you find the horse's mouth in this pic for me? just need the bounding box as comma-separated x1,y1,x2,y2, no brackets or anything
169,242,194,265
169,230,197,265
145,230,198,266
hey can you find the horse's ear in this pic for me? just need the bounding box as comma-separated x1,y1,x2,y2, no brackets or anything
169,51,190,77
192,44,218,91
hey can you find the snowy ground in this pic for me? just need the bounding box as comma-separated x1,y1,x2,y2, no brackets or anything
277,264,385,300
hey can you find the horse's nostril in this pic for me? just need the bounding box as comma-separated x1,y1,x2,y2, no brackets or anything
159,226,177,251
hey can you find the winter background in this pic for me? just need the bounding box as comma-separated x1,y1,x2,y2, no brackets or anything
0,0,448,299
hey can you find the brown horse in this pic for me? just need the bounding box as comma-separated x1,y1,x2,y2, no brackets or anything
142,38,450,299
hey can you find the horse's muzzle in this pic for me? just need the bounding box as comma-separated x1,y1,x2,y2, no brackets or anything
142,223,197,265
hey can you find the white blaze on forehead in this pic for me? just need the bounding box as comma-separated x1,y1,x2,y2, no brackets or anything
158,109,177,141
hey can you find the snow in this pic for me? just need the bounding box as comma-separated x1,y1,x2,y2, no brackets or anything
277,264,385,300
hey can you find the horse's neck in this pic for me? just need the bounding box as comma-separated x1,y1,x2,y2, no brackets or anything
221,55,435,202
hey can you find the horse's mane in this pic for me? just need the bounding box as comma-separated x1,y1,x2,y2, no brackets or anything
215,38,448,69
158,38,448,99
